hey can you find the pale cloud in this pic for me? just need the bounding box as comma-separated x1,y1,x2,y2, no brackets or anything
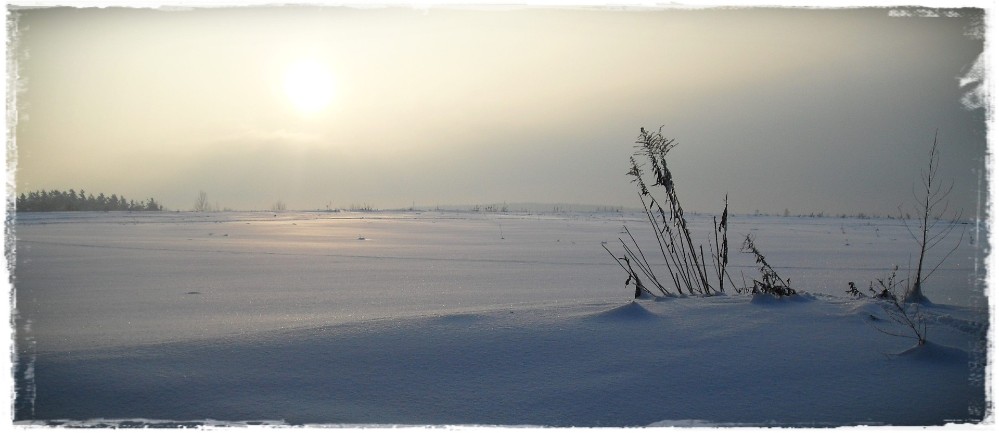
214,129,325,148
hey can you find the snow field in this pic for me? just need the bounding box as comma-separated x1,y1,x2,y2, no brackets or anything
16,295,987,426
11,211,990,425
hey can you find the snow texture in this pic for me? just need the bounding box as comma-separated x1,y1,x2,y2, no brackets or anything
10,211,990,426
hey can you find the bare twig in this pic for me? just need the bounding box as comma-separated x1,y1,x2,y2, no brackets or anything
900,131,966,303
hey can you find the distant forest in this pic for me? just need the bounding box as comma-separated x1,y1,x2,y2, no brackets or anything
16,189,164,212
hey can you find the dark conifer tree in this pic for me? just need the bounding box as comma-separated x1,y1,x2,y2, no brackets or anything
16,189,165,212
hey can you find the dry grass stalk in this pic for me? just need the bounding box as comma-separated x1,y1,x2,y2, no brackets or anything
605,127,730,297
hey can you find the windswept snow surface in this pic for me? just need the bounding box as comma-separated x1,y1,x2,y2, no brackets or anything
11,211,990,426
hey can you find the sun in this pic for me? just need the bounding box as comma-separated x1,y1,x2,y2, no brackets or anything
283,59,335,114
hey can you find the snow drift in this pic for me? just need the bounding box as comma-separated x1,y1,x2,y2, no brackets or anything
11,211,989,426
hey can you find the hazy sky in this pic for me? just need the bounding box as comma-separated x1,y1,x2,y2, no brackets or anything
9,5,988,215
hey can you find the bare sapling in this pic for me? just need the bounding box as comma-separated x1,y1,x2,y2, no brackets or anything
900,131,965,304
847,131,963,346
604,127,731,297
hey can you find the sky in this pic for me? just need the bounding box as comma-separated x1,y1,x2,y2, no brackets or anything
7,4,989,215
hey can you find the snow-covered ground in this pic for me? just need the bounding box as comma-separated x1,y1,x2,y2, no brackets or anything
10,211,991,426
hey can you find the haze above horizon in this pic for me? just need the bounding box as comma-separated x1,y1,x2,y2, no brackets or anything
10,6,988,216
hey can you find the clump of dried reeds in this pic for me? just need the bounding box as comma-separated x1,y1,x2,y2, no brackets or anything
604,127,731,297
739,235,796,297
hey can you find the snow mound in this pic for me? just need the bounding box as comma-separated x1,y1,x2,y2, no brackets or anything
585,301,657,321
846,300,889,321
894,341,970,364
749,292,815,305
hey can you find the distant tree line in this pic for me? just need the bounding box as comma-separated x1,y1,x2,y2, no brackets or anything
16,189,164,212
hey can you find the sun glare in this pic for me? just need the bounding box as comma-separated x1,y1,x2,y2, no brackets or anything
283,59,335,114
